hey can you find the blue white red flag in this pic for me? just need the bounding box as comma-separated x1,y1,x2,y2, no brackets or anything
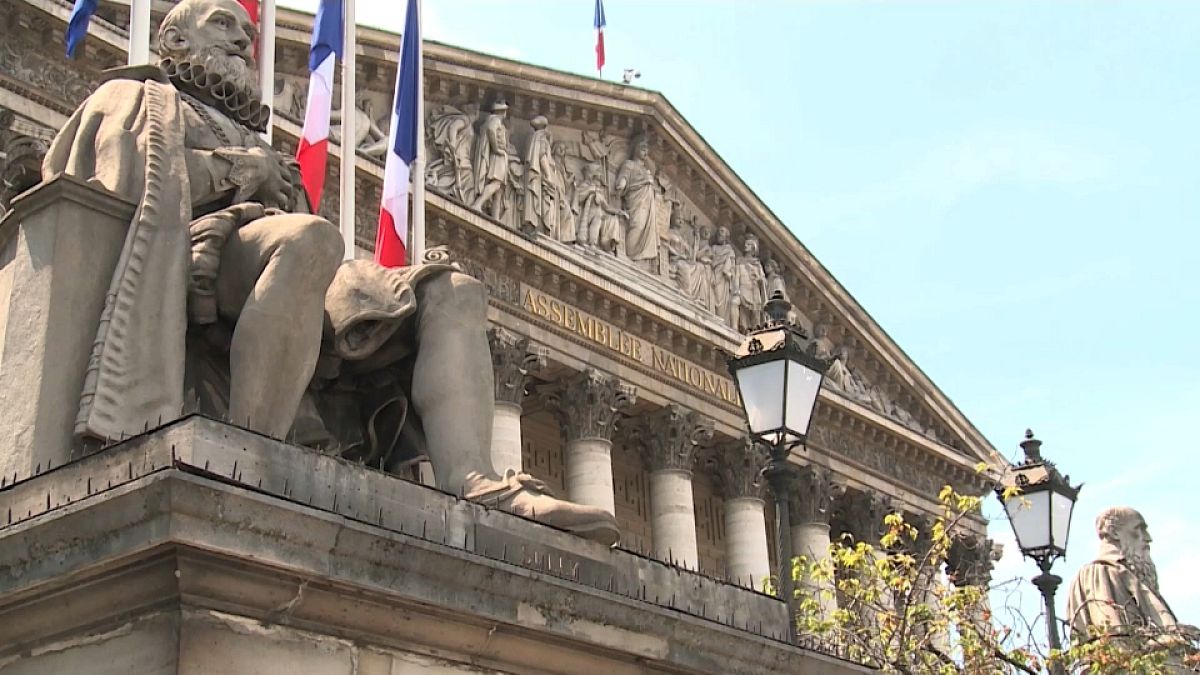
296,0,342,210
65,0,98,58
594,0,606,75
375,0,420,267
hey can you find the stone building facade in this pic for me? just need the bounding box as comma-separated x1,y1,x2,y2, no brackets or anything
0,1,1000,672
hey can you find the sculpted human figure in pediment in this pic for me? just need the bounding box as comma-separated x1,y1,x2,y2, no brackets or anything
665,210,715,312
614,137,661,272
426,102,477,204
575,162,625,254
735,234,768,332
710,226,739,327
470,99,511,220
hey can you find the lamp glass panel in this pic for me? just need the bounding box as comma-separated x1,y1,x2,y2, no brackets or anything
1050,491,1075,551
1003,489,1051,552
784,359,823,438
735,360,785,437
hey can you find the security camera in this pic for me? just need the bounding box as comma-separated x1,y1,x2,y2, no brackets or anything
622,69,641,84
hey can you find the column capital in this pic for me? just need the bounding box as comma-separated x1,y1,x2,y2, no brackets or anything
788,464,842,525
712,436,768,500
947,536,996,588
488,327,548,406
833,488,895,545
626,404,714,474
541,368,636,442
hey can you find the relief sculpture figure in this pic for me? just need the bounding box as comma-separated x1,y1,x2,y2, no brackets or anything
39,0,620,546
710,226,739,327
470,99,509,220
614,137,661,271
576,162,625,254
665,211,714,311
521,115,568,240
735,234,768,332
551,141,577,242
331,95,387,158
425,103,477,203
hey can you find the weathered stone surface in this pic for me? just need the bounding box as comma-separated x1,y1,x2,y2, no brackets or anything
0,177,133,482
0,418,868,674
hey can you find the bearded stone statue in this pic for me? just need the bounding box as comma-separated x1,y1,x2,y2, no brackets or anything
35,0,619,545
1066,507,1189,640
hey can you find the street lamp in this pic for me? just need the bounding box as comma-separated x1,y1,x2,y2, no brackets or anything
727,290,829,641
996,429,1082,673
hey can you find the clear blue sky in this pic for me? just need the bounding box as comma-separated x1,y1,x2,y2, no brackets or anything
282,0,1199,641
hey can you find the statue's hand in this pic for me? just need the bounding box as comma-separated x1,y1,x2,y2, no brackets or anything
217,147,295,209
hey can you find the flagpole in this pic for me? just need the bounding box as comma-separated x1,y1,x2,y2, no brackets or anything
339,0,357,260
258,0,276,143
410,0,425,265
128,0,151,65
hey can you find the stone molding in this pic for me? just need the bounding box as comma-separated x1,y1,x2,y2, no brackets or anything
487,326,548,406
624,404,715,474
541,368,636,443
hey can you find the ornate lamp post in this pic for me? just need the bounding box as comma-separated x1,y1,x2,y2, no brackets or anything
996,430,1082,674
726,290,828,641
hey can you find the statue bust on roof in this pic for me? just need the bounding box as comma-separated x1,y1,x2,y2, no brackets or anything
23,0,618,544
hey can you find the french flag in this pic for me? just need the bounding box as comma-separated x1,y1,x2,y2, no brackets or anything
375,0,420,268
296,0,342,211
594,0,606,75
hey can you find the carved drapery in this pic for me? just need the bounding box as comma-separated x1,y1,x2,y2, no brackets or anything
487,327,547,406
541,368,636,442
624,404,714,474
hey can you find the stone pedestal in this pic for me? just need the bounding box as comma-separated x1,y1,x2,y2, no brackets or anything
543,368,635,516
0,417,869,675
724,496,771,589
0,176,134,482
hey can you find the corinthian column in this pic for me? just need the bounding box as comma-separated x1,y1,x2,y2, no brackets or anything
627,405,714,568
542,368,636,515
487,327,547,475
789,464,841,620
715,437,771,589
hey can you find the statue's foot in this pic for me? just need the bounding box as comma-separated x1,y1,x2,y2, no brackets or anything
463,470,620,546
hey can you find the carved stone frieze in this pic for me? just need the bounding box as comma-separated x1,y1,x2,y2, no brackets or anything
0,32,96,111
789,464,841,525
487,327,547,406
623,404,714,474
541,368,636,443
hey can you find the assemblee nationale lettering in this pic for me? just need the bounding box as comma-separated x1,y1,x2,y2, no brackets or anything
520,285,739,405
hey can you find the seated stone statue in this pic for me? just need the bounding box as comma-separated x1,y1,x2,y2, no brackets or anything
1066,507,1194,644
43,0,618,545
